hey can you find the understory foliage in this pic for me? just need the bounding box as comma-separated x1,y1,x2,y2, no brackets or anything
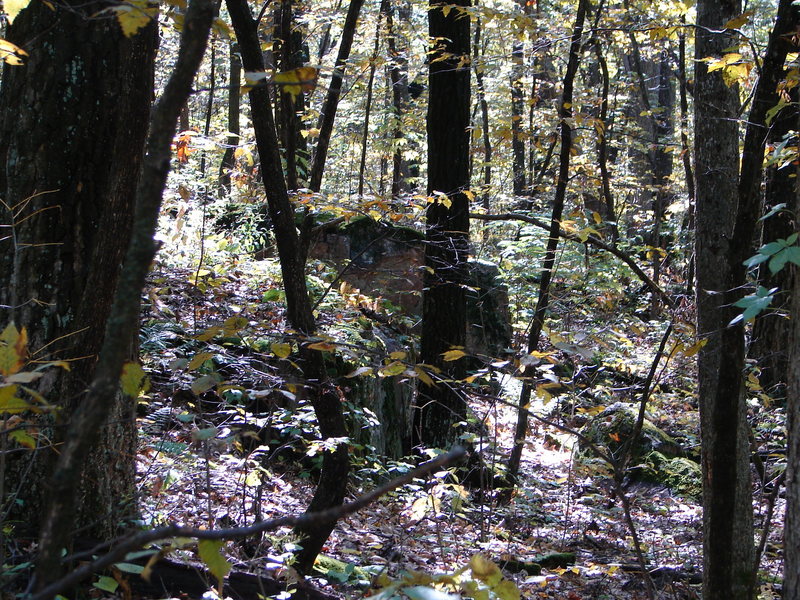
0,0,798,598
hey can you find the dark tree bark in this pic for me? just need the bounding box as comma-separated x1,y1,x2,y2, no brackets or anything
0,0,157,538
694,0,798,598
31,0,216,587
510,39,526,197
357,14,382,197
414,0,471,449
275,0,308,189
694,0,752,592
503,0,587,494
226,0,350,573
308,0,365,192
748,8,800,396
384,0,412,197
678,19,696,293
786,158,800,596
473,16,492,241
219,42,242,193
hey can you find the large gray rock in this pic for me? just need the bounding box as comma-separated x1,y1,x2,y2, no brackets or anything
310,217,512,360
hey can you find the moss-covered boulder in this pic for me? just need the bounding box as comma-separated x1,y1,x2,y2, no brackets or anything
641,452,702,500
578,403,700,498
579,402,683,461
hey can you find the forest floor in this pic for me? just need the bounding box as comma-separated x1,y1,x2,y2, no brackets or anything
134,255,786,600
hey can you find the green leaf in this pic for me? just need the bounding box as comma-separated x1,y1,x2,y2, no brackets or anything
187,352,214,370
769,249,791,274
121,362,149,397
198,539,231,584
759,203,786,221
93,575,119,593
730,286,776,325
271,342,292,359
743,253,769,268
113,562,145,574
190,374,218,394
191,426,219,441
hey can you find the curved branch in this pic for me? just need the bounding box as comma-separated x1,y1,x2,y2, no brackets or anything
470,211,674,308
32,447,466,600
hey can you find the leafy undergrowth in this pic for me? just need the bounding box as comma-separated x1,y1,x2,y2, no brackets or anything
133,253,785,600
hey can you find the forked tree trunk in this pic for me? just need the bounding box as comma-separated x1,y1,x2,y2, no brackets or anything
0,1,157,539
694,0,798,597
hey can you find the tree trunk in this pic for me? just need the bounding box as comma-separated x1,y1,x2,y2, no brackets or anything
219,42,242,194
227,0,350,573
414,0,471,449
748,12,800,397
0,1,157,539
32,1,216,587
383,0,412,197
692,0,790,596
504,0,587,494
510,40,526,197
308,0,365,192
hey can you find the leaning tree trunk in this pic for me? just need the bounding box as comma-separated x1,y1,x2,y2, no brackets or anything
414,0,471,449
0,1,157,539
504,0,587,495
308,0,365,192
227,0,350,573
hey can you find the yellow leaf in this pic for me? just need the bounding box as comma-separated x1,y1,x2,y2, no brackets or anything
120,362,150,398
198,539,231,585
2,0,31,24
463,189,475,201
307,341,336,352
195,326,221,341
222,316,248,336
469,554,502,585
0,385,30,414
0,39,27,66
113,0,158,38
273,66,319,100
0,323,27,376
9,428,36,449
681,338,708,357
442,349,466,361
592,211,602,224
707,53,742,73
187,352,214,370
271,342,292,359
379,361,405,377
389,351,407,360
415,365,436,387
723,11,752,29
493,579,521,600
